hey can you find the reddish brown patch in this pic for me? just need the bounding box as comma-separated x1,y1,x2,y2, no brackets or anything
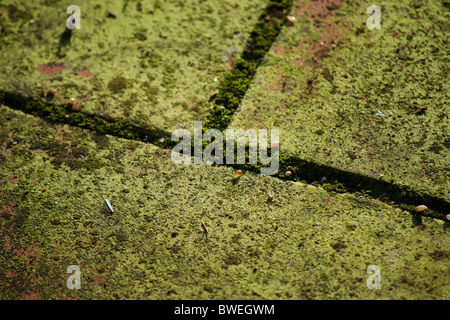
269,73,286,92
400,276,410,283
187,101,199,112
6,270,19,277
77,68,96,79
292,58,303,67
272,44,285,56
417,225,426,231
38,64,66,75
324,197,337,205
293,0,342,19
1,204,18,217
414,106,428,114
227,59,234,70
13,244,42,261
21,292,42,300
71,102,81,112
8,177,18,184
81,93,93,101
91,274,108,287
293,0,348,70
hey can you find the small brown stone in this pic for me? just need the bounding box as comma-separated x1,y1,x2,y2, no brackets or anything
286,16,296,24
71,102,81,112
270,142,281,148
209,91,218,100
47,88,57,95
414,106,428,114
415,205,428,212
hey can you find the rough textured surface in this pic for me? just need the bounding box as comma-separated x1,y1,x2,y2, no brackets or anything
0,0,266,131
0,0,449,300
0,107,449,299
231,0,450,201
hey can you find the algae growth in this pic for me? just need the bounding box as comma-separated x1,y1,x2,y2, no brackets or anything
0,0,449,301
230,0,449,211
0,106,449,299
0,0,267,131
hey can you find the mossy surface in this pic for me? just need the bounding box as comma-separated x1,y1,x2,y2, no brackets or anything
0,0,267,131
205,0,294,131
230,0,449,203
0,0,449,301
0,106,449,299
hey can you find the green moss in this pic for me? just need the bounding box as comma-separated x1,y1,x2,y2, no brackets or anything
5,4,33,22
428,142,443,154
205,1,294,131
229,0,450,219
0,0,449,300
5,85,447,219
108,76,128,93
0,0,269,131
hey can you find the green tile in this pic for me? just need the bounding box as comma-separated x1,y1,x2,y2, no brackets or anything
230,0,449,201
1,106,448,299
0,0,267,131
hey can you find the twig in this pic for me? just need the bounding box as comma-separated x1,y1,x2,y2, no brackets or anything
201,221,209,234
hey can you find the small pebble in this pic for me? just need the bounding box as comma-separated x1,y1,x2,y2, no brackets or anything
270,142,281,148
415,205,428,212
68,98,76,104
48,88,57,95
105,199,114,213
446,214,450,221
235,170,243,178
286,16,296,24
285,171,292,177
71,102,81,112
209,92,218,100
